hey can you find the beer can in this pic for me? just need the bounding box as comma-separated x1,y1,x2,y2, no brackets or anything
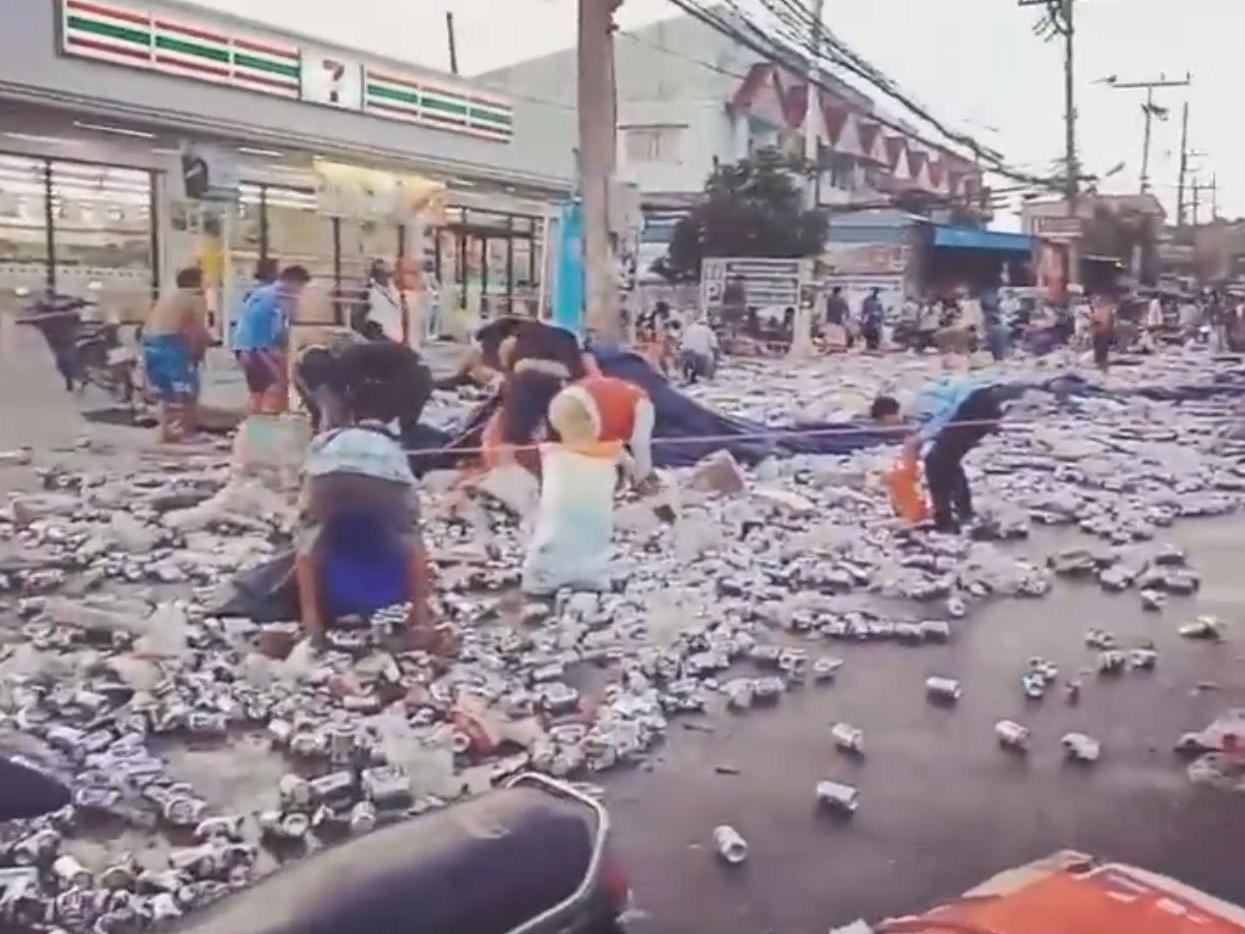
812,657,844,682
162,796,207,828
723,678,754,710
52,854,92,888
752,676,785,702
193,816,245,843
277,774,312,810
13,828,61,865
830,722,865,754
925,676,962,703
266,719,293,747
309,771,354,804
278,812,310,840
994,719,1030,750
349,801,377,836
1129,648,1158,670
712,825,748,865
919,620,951,643
815,779,860,814
1062,732,1101,763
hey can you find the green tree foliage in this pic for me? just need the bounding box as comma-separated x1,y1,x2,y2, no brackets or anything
653,148,828,282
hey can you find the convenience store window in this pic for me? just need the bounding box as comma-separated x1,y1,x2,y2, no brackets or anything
0,154,156,321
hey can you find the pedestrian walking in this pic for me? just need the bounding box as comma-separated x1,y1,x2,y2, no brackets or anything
1090,293,1116,373
679,316,718,383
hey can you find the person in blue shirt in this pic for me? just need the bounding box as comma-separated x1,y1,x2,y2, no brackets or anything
233,264,309,414
871,345,1002,533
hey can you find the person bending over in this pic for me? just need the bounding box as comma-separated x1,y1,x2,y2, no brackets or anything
871,351,1001,534
294,426,447,652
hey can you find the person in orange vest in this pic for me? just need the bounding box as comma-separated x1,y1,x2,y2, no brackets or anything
554,375,655,487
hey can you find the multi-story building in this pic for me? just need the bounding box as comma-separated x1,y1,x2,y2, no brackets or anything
482,10,988,282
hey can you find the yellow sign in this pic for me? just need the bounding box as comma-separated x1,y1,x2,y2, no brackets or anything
313,160,446,223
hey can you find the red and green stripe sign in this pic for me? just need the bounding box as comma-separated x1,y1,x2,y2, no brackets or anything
59,1,513,141
365,68,513,143
62,0,299,97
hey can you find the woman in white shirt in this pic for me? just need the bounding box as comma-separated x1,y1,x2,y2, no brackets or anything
365,259,404,344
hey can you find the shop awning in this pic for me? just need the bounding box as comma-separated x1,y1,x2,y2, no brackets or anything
933,225,1034,253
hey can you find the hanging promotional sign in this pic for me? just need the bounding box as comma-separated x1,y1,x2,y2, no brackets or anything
312,160,445,223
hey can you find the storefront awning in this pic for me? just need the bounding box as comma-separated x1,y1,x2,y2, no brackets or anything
933,226,1034,253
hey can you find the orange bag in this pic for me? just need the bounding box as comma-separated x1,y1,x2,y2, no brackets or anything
887,452,929,523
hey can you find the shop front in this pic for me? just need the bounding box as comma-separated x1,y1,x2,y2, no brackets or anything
0,0,573,331
922,225,1036,298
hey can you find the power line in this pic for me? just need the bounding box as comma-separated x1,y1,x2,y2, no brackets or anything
662,0,1063,193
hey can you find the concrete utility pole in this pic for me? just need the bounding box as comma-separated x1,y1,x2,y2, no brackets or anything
1176,101,1189,226
804,0,826,207
1102,74,1191,193
1018,0,1077,213
578,0,622,340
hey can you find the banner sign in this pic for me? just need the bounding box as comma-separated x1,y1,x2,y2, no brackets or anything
62,0,300,98
60,1,513,142
313,159,446,223
364,67,514,143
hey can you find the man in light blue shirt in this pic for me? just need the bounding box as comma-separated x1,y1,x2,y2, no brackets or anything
872,347,1003,533
233,264,309,413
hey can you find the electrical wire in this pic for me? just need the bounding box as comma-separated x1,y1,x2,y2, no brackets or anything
662,0,1062,193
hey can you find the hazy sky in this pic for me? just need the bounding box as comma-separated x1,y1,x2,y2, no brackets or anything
189,0,1243,221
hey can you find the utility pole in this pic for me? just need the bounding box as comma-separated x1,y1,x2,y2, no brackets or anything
804,0,826,207
445,12,459,75
1190,176,1216,226
1102,74,1191,193
578,0,622,340
1018,0,1077,213
1191,173,1201,226
1176,101,1189,226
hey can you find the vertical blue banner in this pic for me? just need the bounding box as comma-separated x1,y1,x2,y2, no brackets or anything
552,200,585,337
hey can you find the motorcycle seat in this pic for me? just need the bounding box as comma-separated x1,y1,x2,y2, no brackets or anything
169,786,596,934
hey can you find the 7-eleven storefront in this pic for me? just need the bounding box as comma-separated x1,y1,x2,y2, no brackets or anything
0,0,573,335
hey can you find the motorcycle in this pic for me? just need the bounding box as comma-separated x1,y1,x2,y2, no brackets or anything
18,293,136,404
172,773,630,934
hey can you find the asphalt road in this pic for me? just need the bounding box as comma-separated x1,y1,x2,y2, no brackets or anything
3,313,1244,934
604,519,1245,934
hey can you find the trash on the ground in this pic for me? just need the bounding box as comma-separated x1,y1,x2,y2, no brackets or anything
816,779,860,814
1179,615,1225,641
712,824,749,865
831,722,865,755
1062,732,1102,763
995,719,1030,751
926,676,962,703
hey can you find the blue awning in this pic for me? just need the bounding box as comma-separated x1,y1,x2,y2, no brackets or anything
933,226,1034,253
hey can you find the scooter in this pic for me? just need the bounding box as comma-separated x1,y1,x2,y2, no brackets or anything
19,293,136,404
172,773,630,934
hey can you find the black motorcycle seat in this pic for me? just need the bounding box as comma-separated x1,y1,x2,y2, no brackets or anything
169,786,595,934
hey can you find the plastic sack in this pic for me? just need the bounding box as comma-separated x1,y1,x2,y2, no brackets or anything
231,414,312,493
886,452,929,524
521,443,621,595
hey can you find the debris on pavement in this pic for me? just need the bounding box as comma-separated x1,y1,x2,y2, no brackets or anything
712,824,749,865
1,346,1243,930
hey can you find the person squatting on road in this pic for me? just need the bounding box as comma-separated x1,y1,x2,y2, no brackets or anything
679,316,719,383
521,377,653,594
233,265,311,415
294,425,449,654
871,346,1002,534
142,266,212,443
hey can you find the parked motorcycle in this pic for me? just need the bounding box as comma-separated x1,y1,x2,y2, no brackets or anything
18,293,136,404
172,773,630,934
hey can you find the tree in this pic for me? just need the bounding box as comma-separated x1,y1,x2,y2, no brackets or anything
653,148,828,282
